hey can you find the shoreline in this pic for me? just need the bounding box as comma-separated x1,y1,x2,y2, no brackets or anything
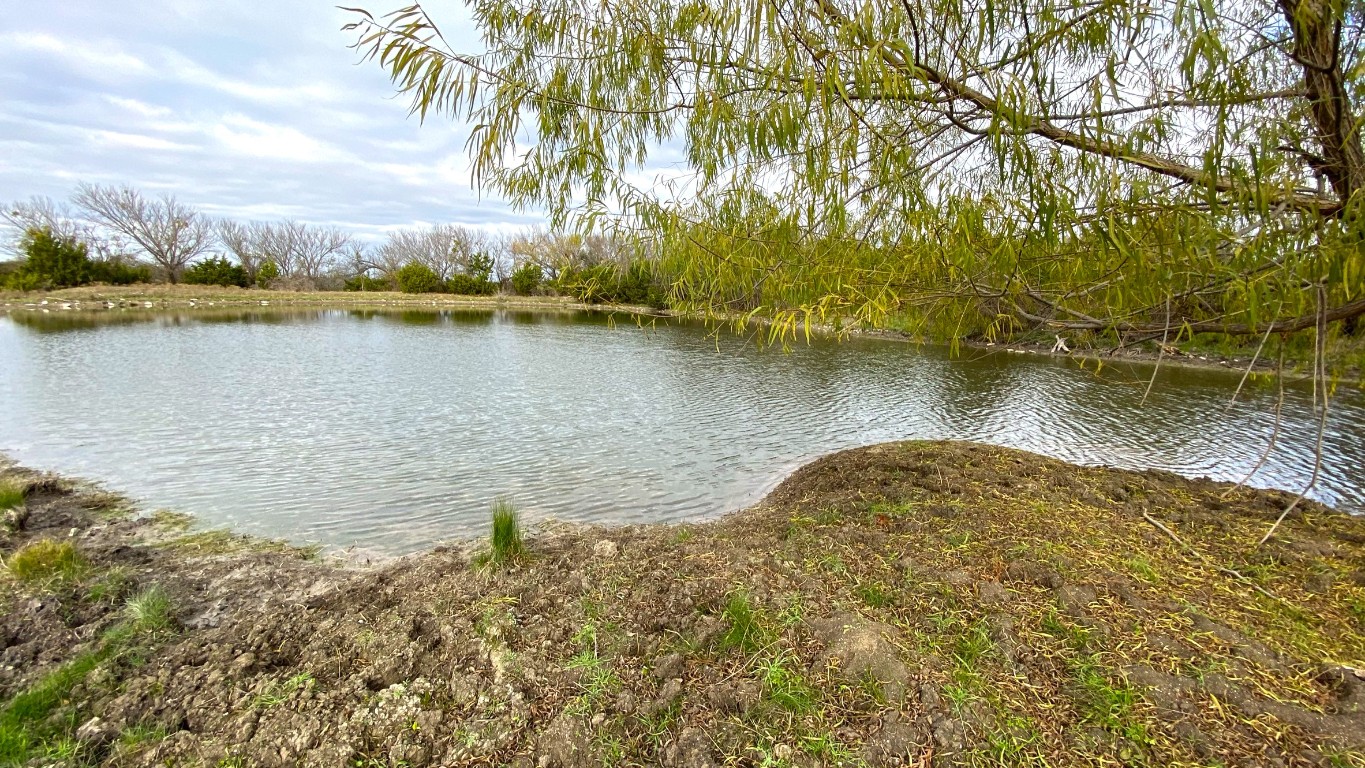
1,441,1362,766
2,285,1346,382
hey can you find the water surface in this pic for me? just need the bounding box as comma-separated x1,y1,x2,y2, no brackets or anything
0,308,1359,554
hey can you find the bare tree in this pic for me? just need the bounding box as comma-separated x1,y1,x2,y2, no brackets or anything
283,221,351,283
2,197,82,254
73,184,211,283
215,220,273,283
373,224,485,281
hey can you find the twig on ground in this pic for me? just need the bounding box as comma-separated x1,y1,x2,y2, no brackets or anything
1142,511,1281,602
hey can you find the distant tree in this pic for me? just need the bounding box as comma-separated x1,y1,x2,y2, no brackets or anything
216,220,271,285
283,220,351,284
73,184,211,284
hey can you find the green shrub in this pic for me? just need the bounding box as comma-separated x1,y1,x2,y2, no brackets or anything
88,259,151,285
396,262,443,293
6,229,91,290
343,274,392,291
510,262,543,295
256,259,280,288
447,273,496,295
489,499,526,565
5,540,88,586
183,256,249,287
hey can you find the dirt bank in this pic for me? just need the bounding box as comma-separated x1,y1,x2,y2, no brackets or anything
1,442,1363,767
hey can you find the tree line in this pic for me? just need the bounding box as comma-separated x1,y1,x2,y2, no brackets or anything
0,184,670,306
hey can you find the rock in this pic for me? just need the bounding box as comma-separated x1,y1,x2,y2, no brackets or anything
809,612,910,701
662,727,717,768
1319,664,1365,711
1305,571,1335,594
977,581,1008,604
1004,561,1064,589
930,714,967,754
652,652,685,681
537,715,592,768
75,716,115,748
861,715,928,767
593,540,619,559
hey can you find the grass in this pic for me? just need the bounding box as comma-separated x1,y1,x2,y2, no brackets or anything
3,539,89,587
0,645,111,765
124,586,174,634
719,590,772,654
488,499,526,565
0,583,179,764
0,480,24,512
756,652,817,714
251,673,315,710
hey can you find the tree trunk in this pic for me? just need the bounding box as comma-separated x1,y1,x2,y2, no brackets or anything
1280,0,1365,210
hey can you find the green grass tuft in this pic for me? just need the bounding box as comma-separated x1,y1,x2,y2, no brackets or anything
489,499,526,565
0,480,25,512
4,540,88,587
719,590,771,653
124,586,175,634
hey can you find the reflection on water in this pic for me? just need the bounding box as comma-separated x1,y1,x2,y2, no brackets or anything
0,307,1360,555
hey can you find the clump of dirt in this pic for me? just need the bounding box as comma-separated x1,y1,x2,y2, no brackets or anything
1,441,1363,767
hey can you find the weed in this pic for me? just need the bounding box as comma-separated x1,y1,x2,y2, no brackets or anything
1070,657,1150,745
85,566,135,604
855,581,895,608
671,526,694,544
982,715,1047,766
489,499,526,565
943,681,976,714
252,672,315,710
719,590,771,653
564,640,620,715
124,586,175,634
4,539,88,587
756,652,817,714
0,480,24,512
147,509,193,530
946,531,973,549
0,645,112,764
117,724,169,749
1041,610,1091,651
952,620,994,668
1123,556,1159,583
800,732,858,761
777,595,805,628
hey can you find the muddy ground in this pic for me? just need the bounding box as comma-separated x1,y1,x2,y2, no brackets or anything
1,441,1363,767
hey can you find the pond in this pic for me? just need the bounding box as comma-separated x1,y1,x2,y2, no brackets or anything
0,307,1360,554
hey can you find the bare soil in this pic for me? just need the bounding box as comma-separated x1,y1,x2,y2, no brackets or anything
1,441,1363,767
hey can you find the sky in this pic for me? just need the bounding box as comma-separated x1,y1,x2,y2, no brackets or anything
0,0,549,240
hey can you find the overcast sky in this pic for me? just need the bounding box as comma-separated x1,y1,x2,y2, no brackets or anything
0,0,548,240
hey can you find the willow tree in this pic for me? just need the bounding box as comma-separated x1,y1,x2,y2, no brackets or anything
345,0,1364,345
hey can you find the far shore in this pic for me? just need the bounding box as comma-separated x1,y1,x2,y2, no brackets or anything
2,284,1358,382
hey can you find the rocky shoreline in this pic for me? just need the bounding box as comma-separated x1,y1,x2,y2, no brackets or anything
1,442,1363,767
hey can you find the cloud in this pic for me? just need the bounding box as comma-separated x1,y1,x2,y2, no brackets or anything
0,0,551,234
